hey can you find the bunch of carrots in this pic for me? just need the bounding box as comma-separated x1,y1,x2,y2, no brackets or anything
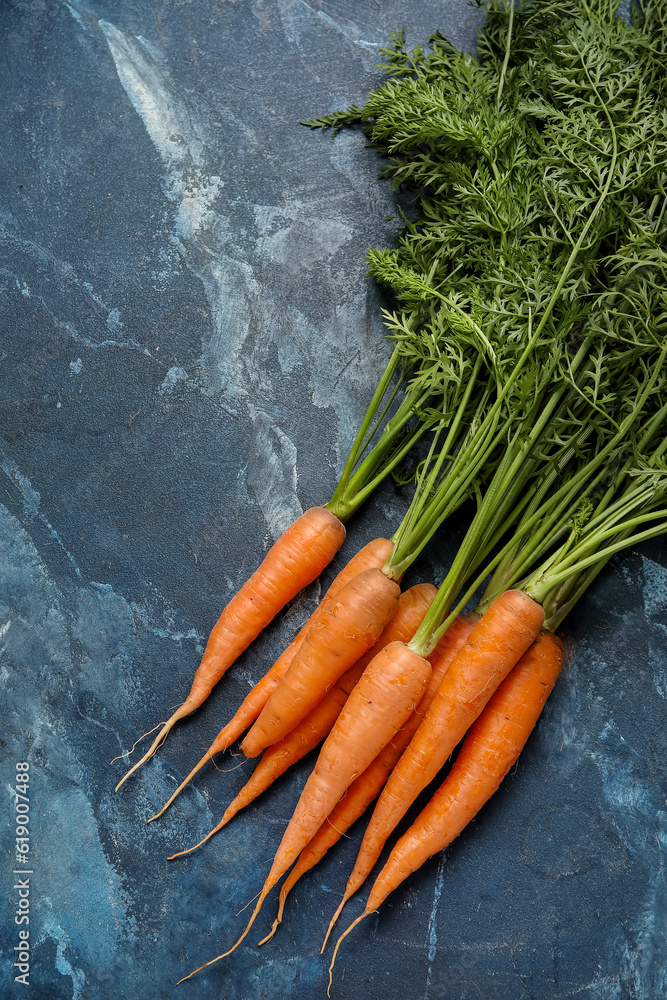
115,0,667,989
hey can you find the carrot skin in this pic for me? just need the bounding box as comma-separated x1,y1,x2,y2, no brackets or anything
334,589,544,910
167,684,353,860
334,582,437,693
218,584,436,827
327,631,563,986
266,613,479,940
183,640,432,976
116,506,345,790
210,538,394,751
218,687,351,830
240,567,401,757
187,506,346,708
176,687,354,858
366,631,564,912
265,641,432,886
148,539,393,820
169,584,437,850
309,613,483,873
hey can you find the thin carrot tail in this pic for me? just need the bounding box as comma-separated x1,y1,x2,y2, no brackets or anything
209,713,252,758
109,720,165,765
115,706,190,791
321,891,352,953
177,880,273,984
257,912,281,947
147,745,218,822
257,862,295,945
275,880,289,926
327,912,370,996
167,776,250,852
147,679,279,822
167,811,228,860
257,844,307,946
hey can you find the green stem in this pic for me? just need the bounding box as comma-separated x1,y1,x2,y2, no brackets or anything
526,514,667,602
496,0,515,110
326,345,403,520
385,353,487,576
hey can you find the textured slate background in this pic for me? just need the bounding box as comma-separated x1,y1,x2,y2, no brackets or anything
1,2,666,998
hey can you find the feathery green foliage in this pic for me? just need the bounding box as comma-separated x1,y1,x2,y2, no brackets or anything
305,0,667,647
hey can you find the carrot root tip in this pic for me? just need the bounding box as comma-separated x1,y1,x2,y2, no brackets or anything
109,720,166,765
257,917,280,947
322,896,347,953
114,712,185,791
177,890,268,983
328,913,368,997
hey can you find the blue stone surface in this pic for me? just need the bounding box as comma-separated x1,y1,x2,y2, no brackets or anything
1,2,666,998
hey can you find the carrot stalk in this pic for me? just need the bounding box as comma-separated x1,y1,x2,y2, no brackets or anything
259,612,479,946
328,631,563,987
116,506,346,791
148,538,393,821
240,567,401,757
182,639,432,980
325,588,544,937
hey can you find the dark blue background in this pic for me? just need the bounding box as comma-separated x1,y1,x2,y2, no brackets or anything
1,2,666,998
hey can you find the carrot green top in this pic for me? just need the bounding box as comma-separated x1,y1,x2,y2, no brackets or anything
307,0,667,655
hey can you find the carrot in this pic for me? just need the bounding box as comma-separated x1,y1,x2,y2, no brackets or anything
167,583,436,855
258,612,480,946
178,639,432,983
170,585,435,851
328,631,563,986
240,567,401,757
114,506,346,791
147,537,393,821
170,684,353,861
325,588,544,936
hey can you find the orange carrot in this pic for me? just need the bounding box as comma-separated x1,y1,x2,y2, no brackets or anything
325,589,545,936
178,639,432,983
328,631,563,984
219,538,394,748
115,506,346,791
259,612,480,945
147,537,393,821
240,567,401,757
166,583,437,854
170,684,353,861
